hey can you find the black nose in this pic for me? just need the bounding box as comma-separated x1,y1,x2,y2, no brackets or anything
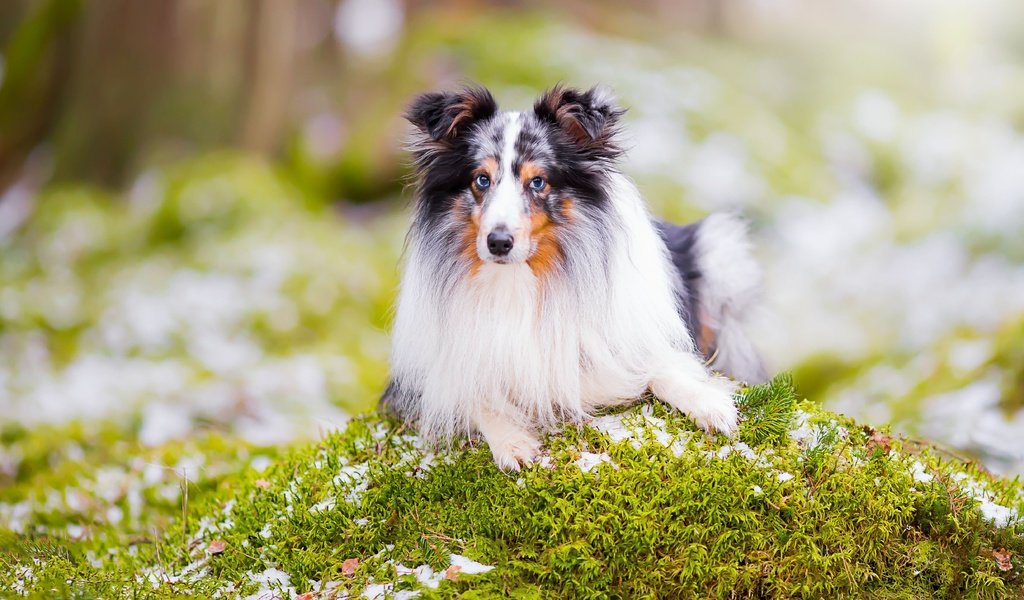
486,229,514,257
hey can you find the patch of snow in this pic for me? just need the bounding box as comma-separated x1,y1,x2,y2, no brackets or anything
575,452,617,473
448,554,495,574
977,500,1016,527
211,582,237,598
395,563,443,589
910,461,934,484
309,496,336,514
788,412,847,451
361,582,395,599
589,407,691,455
334,462,370,504
244,567,294,600
12,564,36,595
589,413,634,444
953,473,1020,527
361,554,495,598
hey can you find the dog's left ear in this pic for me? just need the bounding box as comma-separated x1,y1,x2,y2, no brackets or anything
533,85,624,159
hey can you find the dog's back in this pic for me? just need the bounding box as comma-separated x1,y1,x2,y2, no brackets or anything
656,213,767,384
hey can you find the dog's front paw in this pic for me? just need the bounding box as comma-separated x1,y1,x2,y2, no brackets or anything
686,376,740,435
487,429,542,472
653,370,740,436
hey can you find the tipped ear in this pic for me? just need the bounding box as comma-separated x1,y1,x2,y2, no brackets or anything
533,85,624,155
405,86,498,142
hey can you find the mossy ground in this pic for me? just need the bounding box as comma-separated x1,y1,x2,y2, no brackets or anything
2,376,1022,598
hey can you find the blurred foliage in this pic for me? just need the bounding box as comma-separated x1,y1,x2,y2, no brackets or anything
1,155,403,450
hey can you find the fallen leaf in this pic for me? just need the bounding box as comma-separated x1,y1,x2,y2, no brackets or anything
994,548,1012,572
207,540,226,555
342,557,359,576
864,427,891,455
255,479,271,489
446,565,462,581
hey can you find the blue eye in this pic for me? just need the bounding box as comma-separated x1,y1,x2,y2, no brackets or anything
529,176,545,190
475,174,491,189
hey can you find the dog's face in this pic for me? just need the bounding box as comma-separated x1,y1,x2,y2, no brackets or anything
405,85,623,273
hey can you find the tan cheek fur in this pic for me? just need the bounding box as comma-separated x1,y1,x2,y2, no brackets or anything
526,198,572,278
460,204,483,276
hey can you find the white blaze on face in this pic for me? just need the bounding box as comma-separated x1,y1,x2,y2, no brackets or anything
478,112,529,262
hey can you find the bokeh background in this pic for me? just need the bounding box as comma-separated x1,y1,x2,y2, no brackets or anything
2,0,1023,493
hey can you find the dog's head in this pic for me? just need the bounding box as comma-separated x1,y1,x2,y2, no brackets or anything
405,85,624,273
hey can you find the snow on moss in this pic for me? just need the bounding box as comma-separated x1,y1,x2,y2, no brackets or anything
2,376,1023,598
574,451,616,473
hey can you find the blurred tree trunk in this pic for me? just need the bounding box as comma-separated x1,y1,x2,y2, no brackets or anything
52,0,181,185
241,0,299,154
0,0,304,192
0,0,81,190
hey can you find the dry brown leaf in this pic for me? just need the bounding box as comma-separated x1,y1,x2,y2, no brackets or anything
445,565,462,581
342,557,359,576
864,427,892,455
207,539,226,555
994,548,1013,572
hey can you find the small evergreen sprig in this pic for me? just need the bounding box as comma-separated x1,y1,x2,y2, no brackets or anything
737,373,798,447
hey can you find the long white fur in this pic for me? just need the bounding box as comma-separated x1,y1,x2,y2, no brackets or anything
390,167,739,469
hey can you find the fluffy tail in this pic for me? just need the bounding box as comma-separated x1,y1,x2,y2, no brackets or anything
658,213,767,384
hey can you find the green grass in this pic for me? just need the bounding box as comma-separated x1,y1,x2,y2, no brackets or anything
2,375,1021,598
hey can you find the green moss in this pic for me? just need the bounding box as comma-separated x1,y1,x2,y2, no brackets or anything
2,376,1021,598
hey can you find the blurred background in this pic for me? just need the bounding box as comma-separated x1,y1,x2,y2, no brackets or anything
2,0,1024,482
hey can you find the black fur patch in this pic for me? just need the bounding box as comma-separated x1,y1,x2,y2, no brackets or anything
405,88,499,229
655,219,705,353
406,87,498,142
380,378,421,421
532,85,625,163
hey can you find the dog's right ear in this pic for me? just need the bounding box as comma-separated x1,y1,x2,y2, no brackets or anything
533,84,624,159
405,87,498,143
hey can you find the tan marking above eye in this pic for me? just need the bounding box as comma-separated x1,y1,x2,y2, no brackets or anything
470,157,499,202
519,161,548,189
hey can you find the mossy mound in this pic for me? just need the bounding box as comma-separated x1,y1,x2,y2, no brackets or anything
2,376,1022,598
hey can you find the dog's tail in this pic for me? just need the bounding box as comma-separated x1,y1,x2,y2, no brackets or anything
658,213,768,384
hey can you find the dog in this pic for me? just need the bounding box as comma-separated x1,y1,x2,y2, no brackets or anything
381,85,766,471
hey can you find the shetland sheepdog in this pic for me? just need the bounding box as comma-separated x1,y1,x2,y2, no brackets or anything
382,85,766,471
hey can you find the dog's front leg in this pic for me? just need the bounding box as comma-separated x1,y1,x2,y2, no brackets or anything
474,409,541,472
649,351,740,435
